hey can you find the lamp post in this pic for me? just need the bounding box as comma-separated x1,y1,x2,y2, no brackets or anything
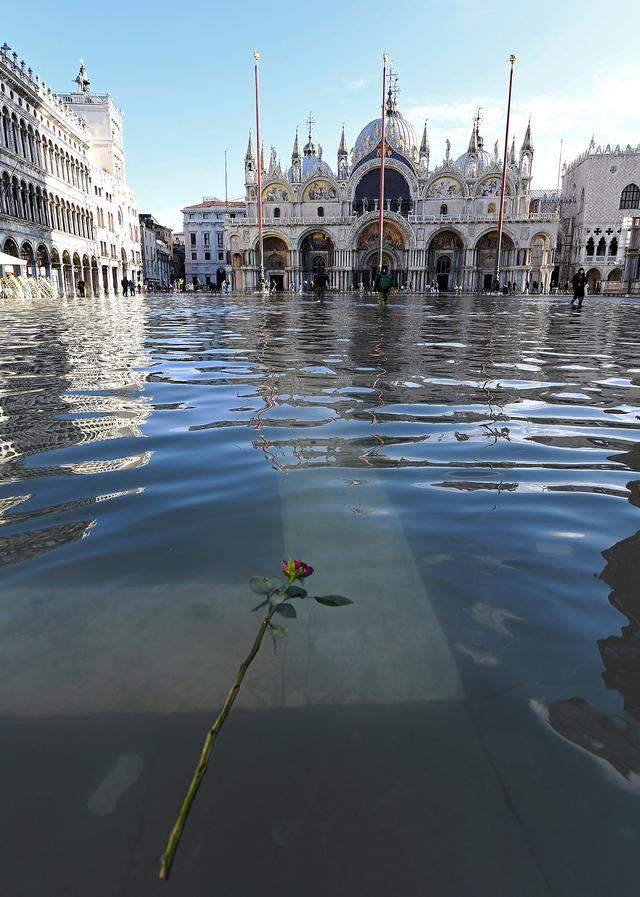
495,53,516,290
378,52,388,275
253,50,267,295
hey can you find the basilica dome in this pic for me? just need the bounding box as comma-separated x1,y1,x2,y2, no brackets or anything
354,108,418,160
454,148,495,174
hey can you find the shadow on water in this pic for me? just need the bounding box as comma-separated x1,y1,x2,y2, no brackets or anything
1,293,640,896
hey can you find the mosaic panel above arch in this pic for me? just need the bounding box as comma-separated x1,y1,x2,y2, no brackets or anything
475,176,511,198
357,220,405,250
262,183,292,202
302,180,338,202
425,176,464,199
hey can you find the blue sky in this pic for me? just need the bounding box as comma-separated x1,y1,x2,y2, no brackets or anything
4,0,640,230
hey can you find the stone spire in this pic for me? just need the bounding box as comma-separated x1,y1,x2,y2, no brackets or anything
292,127,300,160
338,123,347,157
468,116,478,154
521,118,533,153
245,130,254,160
509,135,516,165
74,58,90,94
493,139,499,160
304,112,317,156
419,120,430,169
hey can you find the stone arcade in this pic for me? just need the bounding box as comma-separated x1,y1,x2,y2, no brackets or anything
228,78,558,294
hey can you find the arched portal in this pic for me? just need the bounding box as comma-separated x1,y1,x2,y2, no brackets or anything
426,230,464,292
355,219,406,288
3,237,19,257
20,241,36,277
300,231,334,286
262,236,288,291
50,248,62,295
475,230,515,290
62,250,73,295
585,267,601,291
91,256,99,297
82,254,91,295
354,168,411,217
72,252,82,293
36,244,50,277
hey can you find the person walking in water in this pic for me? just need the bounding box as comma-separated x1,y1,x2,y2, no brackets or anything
571,267,588,308
314,269,329,301
121,276,129,297
374,265,393,302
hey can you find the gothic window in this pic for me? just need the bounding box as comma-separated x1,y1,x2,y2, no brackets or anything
586,237,594,256
317,206,324,217
596,237,606,256
273,207,281,218
440,204,448,216
620,183,640,209
609,237,618,256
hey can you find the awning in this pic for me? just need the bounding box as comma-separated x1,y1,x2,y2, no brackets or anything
0,252,27,267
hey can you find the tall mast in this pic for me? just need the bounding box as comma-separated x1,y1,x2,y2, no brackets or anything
253,50,266,294
378,52,388,274
495,54,516,289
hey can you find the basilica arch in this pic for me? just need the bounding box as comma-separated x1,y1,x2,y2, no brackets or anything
255,233,290,291
299,230,335,283
426,229,465,291
473,229,516,290
352,218,408,288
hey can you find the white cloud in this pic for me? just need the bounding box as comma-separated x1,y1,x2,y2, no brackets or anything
405,63,640,189
346,77,368,91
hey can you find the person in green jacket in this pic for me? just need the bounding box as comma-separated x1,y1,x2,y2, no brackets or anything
374,265,393,302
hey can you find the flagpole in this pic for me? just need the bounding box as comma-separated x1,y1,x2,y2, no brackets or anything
378,52,388,274
224,148,229,292
495,53,516,289
253,50,266,294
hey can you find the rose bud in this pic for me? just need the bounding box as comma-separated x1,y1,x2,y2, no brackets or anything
282,558,314,580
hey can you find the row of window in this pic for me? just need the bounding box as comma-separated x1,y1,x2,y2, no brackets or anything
190,251,225,262
585,236,619,256
1,170,94,238
1,106,90,192
188,231,225,246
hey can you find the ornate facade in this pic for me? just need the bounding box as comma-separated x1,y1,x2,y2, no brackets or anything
558,139,640,294
228,79,558,294
0,44,141,296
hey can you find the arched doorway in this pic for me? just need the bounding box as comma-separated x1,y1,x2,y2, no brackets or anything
62,250,73,295
3,237,19,258
72,252,82,294
427,230,464,291
36,244,50,277
300,231,334,289
261,236,288,291
50,248,62,295
82,254,91,296
475,230,515,290
355,219,406,288
586,267,601,291
21,241,36,277
91,257,100,297
216,267,226,289
354,168,411,217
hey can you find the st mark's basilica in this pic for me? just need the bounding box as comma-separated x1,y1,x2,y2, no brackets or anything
228,75,559,293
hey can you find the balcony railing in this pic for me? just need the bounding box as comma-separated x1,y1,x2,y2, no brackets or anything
243,211,559,227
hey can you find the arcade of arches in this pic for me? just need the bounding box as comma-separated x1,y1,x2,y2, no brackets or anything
230,223,554,293
2,236,119,298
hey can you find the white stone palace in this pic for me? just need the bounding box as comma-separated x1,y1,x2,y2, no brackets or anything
558,139,640,294
228,76,559,294
0,44,141,296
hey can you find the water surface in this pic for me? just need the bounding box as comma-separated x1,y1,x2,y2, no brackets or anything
1,293,640,896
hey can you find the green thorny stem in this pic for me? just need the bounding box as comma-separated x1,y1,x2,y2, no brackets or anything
159,584,293,880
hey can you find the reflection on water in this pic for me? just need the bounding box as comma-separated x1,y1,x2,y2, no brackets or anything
1,292,640,895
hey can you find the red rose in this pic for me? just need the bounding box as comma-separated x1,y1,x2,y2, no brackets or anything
282,558,314,581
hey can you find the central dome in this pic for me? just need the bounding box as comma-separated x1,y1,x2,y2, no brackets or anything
354,109,418,160
454,148,495,174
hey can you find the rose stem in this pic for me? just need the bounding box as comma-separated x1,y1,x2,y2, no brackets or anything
159,608,275,880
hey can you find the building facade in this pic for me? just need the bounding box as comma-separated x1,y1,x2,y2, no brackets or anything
622,216,640,294
558,140,640,294
139,212,172,288
182,197,246,289
229,81,558,294
0,44,140,296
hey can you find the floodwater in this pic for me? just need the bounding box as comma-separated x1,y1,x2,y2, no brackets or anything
1,292,640,897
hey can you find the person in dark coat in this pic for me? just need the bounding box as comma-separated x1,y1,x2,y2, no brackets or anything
571,267,587,307
76,279,85,297
121,276,129,297
314,269,329,300
374,266,393,302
